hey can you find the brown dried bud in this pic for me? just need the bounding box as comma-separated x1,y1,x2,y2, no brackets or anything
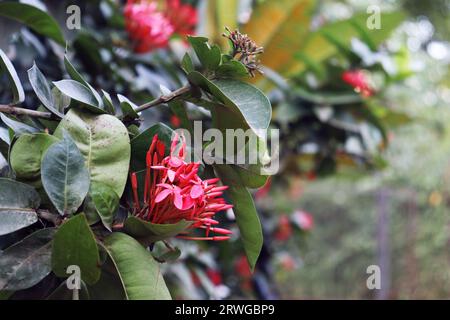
222,27,264,77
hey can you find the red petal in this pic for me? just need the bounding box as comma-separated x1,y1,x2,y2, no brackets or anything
190,184,204,199
168,169,176,182
155,189,172,203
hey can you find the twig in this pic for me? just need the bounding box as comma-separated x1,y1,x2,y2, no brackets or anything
1,84,191,121
133,84,191,114
37,209,63,226
0,104,57,120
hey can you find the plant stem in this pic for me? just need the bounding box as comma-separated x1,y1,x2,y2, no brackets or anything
0,104,57,120
37,209,63,226
1,84,191,121
133,84,191,114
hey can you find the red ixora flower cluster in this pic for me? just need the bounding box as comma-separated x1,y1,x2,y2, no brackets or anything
130,134,232,241
341,69,374,97
124,0,197,53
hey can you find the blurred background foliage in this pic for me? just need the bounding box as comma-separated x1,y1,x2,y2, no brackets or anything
0,0,449,299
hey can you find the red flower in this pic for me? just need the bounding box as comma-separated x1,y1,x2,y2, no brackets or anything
165,0,197,36
124,0,174,53
342,70,374,97
130,134,232,241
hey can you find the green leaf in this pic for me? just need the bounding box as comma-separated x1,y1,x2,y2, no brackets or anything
10,133,59,182
188,72,271,137
233,164,268,189
83,194,100,226
55,109,131,197
0,49,25,104
64,55,103,108
123,216,192,243
87,257,126,300
101,90,115,115
187,36,221,71
52,213,101,285
156,247,181,263
52,86,71,113
0,228,56,291
89,182,119,232
103,232,171,300
130,123,173,172
41,131,90,215
0,113,39,135
53,80,104,114
0,178,40,236
216,60,248,78
214,165,262,271
117,94,139,120
0,2,65,45
181,53,194,74
27,63,63,117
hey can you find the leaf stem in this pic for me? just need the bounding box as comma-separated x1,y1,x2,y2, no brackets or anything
0,104,57,120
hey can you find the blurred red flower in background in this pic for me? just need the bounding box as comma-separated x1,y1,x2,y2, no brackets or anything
130,134,232,241
124,0,197,53
342,69,374,97
165,0,198,36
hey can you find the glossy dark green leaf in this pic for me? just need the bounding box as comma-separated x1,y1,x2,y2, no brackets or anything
41,131,90,216
0,49,24,104
103,232,171,300
187,36,221,71
0,2,65,45
55,109,131,197
117,94,139,120
51,213,101,285
130,123,173,172
214,164,262,271
89,181,119,231
216,60,248,78
181,53,194,74
123,216,192,243
10,133,59,182
0,178,40,236
188,72,271,137
53,80,104,114
27,63,63,116
0,228,56,291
